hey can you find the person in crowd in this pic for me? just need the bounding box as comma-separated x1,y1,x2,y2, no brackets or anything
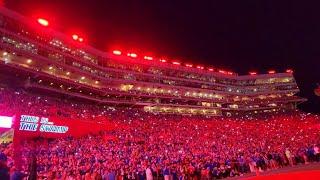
0,87,319,179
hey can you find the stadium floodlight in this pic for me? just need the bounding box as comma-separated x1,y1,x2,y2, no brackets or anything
208,68,214,71
78,37,84,42
26,59,32,64
218,70,226,74
286,69,293,73
185,64,193,68
268,70,276,74
127,53,137,58
144,56,153,60
37,18,49,26
196,66,204,70
249,72,257,75
159,59,167,63
112,50,122,55
72,34,79,40
172,62,181,65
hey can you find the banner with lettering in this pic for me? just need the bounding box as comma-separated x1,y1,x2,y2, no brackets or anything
13,114,113,139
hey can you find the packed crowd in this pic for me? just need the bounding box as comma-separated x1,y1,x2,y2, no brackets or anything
0,87,319,179
0,87,111,122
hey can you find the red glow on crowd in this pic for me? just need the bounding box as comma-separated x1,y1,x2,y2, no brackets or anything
37,18,49,26
112,50,122,55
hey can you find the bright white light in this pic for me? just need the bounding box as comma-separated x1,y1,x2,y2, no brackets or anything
0,116,13,128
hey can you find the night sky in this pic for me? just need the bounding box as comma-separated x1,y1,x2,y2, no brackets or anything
5,0,320,113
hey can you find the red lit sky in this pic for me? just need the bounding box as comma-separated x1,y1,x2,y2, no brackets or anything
4,0,320,113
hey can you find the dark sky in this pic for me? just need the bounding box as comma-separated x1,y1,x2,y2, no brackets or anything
5,0,320,113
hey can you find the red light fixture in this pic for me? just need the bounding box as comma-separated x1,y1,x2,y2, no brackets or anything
208,68,214,71
78,37,84,42
218,70,226,74
185,64,193,68
160,59,167,63
112,50,122,55
286,69,293,73
127,53,137,58
72,34,79,40
37,18,49,26
196,65,204,70
144,56,153,60
268,70,276,74
172,62,180,65
249,72,257,75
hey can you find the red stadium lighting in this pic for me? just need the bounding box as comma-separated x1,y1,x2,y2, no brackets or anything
218,70,226,74
72,34,79,40
208,68,214,71
37,18,49,26
227,72,234,75
286,69,293,73
78,37,84,42
268,70,276,74
160,59,167,63
249,72,257,75
196,66,204,70
172,62,180,65
185,64,193,68
112,50,122,55
127,53,137,58
144,56,153,60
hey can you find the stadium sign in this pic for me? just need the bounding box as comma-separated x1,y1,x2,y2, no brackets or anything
19,115,68,133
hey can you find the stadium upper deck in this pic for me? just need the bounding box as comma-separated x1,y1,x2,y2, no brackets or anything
0,7,306,116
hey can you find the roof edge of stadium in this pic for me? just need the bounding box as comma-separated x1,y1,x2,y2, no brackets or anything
0,6,294,78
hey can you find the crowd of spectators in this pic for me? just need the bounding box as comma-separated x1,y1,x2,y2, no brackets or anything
0,87,319,179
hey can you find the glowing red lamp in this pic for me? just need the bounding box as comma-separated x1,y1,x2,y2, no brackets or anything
185,64,193,68
196,66,204,70
160,59,167,63
78,37,84,42
37,18,49,26
286,69,293,73
172,62,180,65
112,50,122,55
208,68,214,71
218,70,226,74
72,34,79,40
268,70,276,74
144,56,153,60
249,72,257,75
127,53,137,58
